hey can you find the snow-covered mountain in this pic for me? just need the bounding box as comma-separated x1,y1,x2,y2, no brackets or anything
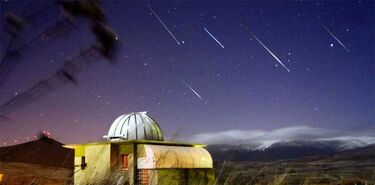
213,139,370,151
188,126,375,150
267,139,369,151
206,139,373,162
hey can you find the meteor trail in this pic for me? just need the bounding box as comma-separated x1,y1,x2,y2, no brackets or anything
318,21,350,52
182,80,207,104
242,25,290,72
147,4,180,45
203,27,224,48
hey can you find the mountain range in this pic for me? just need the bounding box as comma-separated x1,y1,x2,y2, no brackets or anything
207,139,375,162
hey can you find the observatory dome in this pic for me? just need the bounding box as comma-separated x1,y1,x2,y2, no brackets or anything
104,111,164,141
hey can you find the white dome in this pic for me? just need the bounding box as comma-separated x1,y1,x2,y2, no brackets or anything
104,111,164,141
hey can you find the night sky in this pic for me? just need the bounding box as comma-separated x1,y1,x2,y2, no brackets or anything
0,1,374,145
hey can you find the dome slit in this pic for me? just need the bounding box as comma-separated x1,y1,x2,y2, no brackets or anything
113,115,126,137
134,114,138,140
119,115,131,138
138,113,148,140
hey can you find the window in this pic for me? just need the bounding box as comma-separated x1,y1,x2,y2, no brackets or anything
122,154,129,170
81,156,87,170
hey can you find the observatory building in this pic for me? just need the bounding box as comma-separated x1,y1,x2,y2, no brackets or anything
64,112,214,185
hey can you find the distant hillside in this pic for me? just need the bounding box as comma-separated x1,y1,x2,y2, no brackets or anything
329,144,375,161
207,140,375,162
213,143,375,185
0,137,73,169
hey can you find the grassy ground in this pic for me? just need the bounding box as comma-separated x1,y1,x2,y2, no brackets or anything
214,160,375,185
1,160,374,185
0,162,72,185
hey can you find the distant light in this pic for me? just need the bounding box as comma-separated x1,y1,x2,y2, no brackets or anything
330,43,334,47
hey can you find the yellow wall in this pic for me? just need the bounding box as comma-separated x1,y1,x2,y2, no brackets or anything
74,144,112,184
73,145,86,184
73,143,135,184
119,144,133,154
73,156,85,184
74,146,85,157
156,169,215,185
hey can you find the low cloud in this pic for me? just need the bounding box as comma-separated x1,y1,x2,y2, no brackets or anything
187,126,375,149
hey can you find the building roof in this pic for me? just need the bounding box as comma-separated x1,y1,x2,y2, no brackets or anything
63,139,206,149
103,111,164,141
138,144,213,169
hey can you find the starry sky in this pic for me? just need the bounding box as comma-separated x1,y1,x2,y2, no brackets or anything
0,1,374,145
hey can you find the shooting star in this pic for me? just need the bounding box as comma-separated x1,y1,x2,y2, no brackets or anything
318,21,350,52
242,24,290,72
203,27,224,48
182,80,207,104
147,4,180,45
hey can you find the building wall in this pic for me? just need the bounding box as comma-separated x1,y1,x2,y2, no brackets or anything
187,169,215,185
73,144,112,184
85,144,112,183
73,143,137,184
73,146,85,184
72,142,214,185
111,143,134,185
156,169,214,185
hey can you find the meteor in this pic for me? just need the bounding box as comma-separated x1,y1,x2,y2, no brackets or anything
147,4,180,45
182,80,207,104
318,21,350,52
242,24,290,72
203,27,224,48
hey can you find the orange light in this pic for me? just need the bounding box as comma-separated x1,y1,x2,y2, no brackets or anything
122,154,128,170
